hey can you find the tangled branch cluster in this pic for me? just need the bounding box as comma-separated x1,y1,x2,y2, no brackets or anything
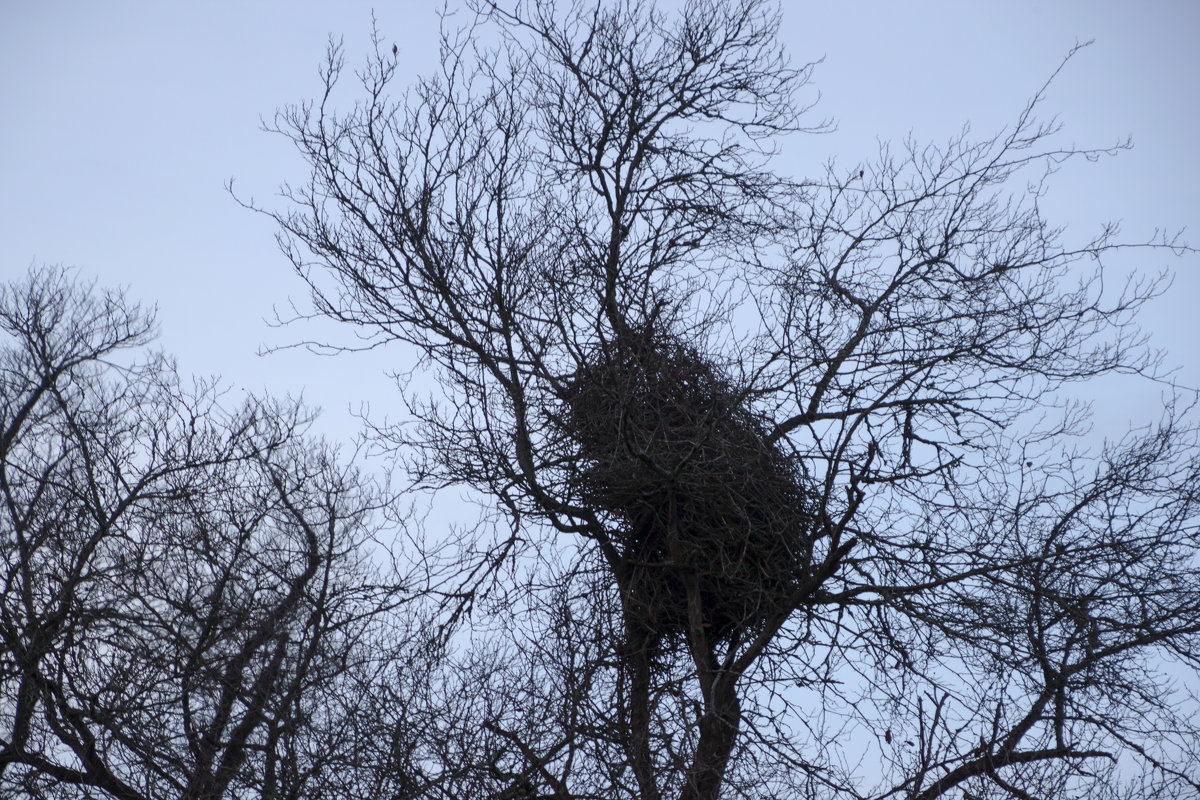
558,325,816,650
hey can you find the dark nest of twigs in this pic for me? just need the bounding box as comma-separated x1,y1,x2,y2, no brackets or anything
557,324,816,654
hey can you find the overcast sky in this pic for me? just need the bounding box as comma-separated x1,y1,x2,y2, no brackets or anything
2,1,1196,447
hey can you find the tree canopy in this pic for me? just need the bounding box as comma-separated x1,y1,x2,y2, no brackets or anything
4,1,1199,799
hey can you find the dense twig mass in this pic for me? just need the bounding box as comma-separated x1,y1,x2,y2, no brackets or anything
560,323,818,650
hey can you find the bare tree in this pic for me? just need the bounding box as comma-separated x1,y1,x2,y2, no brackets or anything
259,1,1200,798
0,267,422,799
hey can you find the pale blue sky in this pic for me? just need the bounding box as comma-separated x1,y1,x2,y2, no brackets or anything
2,1,1196,443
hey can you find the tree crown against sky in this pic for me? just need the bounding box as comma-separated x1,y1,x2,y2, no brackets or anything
2,1,1198,799
0,268,427,799
253,1,1200,799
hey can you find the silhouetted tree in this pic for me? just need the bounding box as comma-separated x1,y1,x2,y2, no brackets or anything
0,267,423,799
254,1,1200,799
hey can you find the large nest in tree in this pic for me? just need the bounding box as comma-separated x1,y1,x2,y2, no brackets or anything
557,325,816,650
